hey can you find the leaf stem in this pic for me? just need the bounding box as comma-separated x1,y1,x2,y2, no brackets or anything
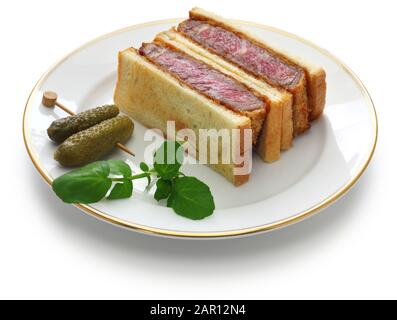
112,172,150,182
130,172,151,181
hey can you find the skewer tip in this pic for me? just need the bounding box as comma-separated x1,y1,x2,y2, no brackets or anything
42,91,58,108
116,143,135,157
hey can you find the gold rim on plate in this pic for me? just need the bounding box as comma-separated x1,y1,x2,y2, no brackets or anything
22,19,378,238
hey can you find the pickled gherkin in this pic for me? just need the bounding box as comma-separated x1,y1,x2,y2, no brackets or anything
54,116,134,166
47,105,119,143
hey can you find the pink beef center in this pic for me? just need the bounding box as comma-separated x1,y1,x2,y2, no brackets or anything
139,43,263,111
178,19,302,88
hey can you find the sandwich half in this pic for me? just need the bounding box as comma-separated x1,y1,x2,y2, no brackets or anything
177,7,327,132
114,44,268,186
156,29,293,161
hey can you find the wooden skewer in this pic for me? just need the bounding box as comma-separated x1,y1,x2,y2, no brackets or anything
42,91,135,156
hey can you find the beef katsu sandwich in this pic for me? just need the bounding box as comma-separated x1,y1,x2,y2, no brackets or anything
114,8,327,186
177,8,327,130
114,43,264,186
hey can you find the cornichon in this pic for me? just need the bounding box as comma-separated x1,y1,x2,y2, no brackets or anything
47,105,119,143
54,115,134,166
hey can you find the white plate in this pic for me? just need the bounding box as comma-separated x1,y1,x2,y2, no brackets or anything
23,19,377,239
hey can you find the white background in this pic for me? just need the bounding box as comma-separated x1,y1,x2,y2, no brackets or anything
0,0,395,300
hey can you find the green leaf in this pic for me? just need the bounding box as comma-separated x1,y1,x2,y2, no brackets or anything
153,141,184,180
108,181,133,200
108,160,131,177
140,162,149,172
154,179,172,201
52,161,112,203
167,176,215,220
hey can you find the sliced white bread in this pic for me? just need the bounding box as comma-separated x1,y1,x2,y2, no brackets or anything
114,48,253,186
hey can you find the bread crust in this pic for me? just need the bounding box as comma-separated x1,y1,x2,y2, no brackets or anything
256,99,282,162
306,67,326,120
280,98,294,150
114,48,251,186
186,7,327,130
290,76,310,134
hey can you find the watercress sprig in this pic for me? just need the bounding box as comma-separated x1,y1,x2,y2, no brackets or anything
52,141,215,220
